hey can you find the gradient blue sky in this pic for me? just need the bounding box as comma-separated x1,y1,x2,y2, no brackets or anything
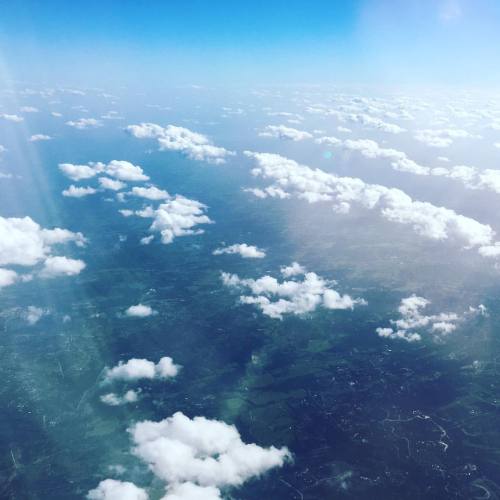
1,0,499,87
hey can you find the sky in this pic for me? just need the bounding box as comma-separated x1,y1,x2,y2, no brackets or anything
3,2,500,499
1,0,500,88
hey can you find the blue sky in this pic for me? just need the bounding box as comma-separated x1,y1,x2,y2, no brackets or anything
1,0,499,87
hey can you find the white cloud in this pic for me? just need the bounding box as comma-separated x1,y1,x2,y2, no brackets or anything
105,357,180,382
131,186,170,200
375,295,478,342
66,118,103,129
21,106,39,113
259,125,313,141
280,262,306,277
100,390,140,406
125,304,157,317
0,216,86,283
140,235,154,245
59,161,149,183
59,163,99,181
222,265,364,319
213,243,266,259
62,185,97,198
24,306,48,325
161,482,221,500
29,134,52,142
99,177,127,191
40,256,86,278
244,152,499,256
127,123,234,164
1,113,23,122
414,128,479,148
105,160,149,182
129,411,291,487
87,479,148,500
350,113,406,134
0,268,18,289
51,112,63,117
132,196,212,245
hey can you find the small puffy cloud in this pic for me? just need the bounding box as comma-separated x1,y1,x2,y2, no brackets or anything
0,268,18,289
222,265,364,319
140,235,154,245
51,112,63,117
213,243,266,259
280,262,305,277
59,161,149,182
66,118,103,129
131,186,170,200
99,177,127,191
62,185,97,198
375,295,480,342
87,479,148,500
100,390,140,406
414,128,479,148
1,113,24,122
24,306,48,325
133,196,212,245
129,411,291,487
162,482,221,500
40,256,86,278
21,106,39,113
125,304,157,317
259,125,313,141
59,163,98,181
337,126,352,133
105,357,180,382
0,216,86,284
127,123,234,164
105,160,149,182
29,134,52,142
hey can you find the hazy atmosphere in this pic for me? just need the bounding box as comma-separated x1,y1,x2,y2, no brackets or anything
1,2,500,499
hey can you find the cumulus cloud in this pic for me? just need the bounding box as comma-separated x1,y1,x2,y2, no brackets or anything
131,186,170,201
375,295,479,342
244,152,500,257
87,479,148,500
100,390,140,406
21,106,39,113
105,357,180,382
1,113,23,122
59,161,149,183
161,482,221,500
29,134,52,142
130,196,212,245
127,123,234,164
259,125,313,141
62,185,97,198
40,256,86,278
130,411,291,487
99,177,127,191
23,306,49,325
0,216,86,284
125,304,157,317
213,243,266,259
0,268,18,288
89,411,289,500
414,128,479,148
66,118,103,129
318,136,500,197
222,264,364,319
59,163,98,181
105,160,149,181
